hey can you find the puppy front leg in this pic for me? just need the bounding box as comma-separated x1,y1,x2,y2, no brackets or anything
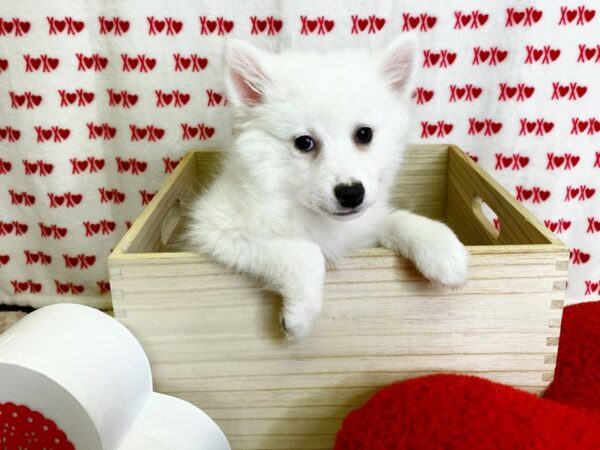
379,210,469,287
219,237,326,341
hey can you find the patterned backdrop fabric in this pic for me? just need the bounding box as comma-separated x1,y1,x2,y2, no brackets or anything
0,0,598,308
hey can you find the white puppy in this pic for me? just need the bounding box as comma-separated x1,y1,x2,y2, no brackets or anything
187,36,469,341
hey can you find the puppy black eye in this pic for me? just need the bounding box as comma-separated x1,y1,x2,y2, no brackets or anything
294,135,315,152
355,127,373,145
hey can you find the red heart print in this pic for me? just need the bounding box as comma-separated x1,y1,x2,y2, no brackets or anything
180,57,191,69
513,11,525,23
48,58,59,70
584,9,596,21
207,20,217,33
30,58,41,70
585,48,596,60
51,20,68,33
0,255,9,265
428,53,440,65
19,21,30,33
324,20,334,32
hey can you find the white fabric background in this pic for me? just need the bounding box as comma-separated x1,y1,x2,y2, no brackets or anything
0,0,598,308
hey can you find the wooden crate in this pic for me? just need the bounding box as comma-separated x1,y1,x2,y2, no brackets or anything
109,144,568,450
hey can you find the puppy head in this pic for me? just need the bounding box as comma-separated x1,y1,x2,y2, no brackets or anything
224,35,417,220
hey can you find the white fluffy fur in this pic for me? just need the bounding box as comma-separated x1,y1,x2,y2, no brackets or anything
187,36,469,341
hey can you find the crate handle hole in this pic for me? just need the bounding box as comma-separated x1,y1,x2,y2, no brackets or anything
161,199,183,246
472,195,500,240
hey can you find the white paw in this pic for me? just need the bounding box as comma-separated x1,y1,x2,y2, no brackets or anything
280,304,319,342
410,222,469,288
279,244,325,341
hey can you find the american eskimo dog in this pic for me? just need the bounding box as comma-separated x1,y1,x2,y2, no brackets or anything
187,36,469,341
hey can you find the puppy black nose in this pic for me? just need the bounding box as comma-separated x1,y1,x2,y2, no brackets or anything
334,182,365,208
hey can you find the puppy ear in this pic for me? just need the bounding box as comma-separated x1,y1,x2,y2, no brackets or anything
224,39,271,107
380,34,418,95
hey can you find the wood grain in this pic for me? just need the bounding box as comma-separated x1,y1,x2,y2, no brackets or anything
109,144,568,450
